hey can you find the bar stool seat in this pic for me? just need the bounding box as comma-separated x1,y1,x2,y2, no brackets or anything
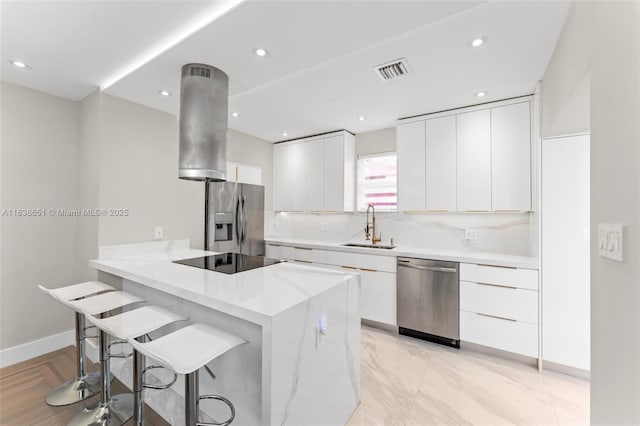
38,281,115,406
87,305,185,340
129,324,245,375
67,291,145,426
65,290,143,315
128,324,246,426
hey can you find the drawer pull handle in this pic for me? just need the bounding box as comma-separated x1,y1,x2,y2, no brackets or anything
295,260,312,264
476,282,518,290
341,265,358,270
399,264,457,273
476,312,517,322
477,263,517,270
360,268,377,272
293,246,312,251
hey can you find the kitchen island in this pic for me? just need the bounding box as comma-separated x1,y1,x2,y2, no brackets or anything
88,239,360,426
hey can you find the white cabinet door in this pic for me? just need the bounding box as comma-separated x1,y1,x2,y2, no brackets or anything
324,135,344,211
288,142,307,212
360,270,397,325
397,121,426,211
491,102,531,211
425,116,457,211
273,143,293,211
542,134,590,371
457,110,491,211
299,139,325,211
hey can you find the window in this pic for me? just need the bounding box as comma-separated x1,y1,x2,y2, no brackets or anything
357,152,397,211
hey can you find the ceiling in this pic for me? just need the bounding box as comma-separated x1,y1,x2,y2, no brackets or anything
1,1,570,142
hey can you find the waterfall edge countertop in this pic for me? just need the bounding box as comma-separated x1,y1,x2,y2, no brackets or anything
89,239,359,326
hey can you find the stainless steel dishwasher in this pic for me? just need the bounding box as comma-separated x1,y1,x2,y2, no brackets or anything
397,257,460,348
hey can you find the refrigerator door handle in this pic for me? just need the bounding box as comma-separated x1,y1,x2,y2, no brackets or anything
235,197,241,243
241,195,247,244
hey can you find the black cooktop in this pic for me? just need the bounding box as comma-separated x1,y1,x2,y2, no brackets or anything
173,253,282,275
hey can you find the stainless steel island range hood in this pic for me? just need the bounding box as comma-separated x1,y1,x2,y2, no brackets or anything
179,63,228,181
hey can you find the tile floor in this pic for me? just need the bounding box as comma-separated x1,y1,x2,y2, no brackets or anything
347,326,589,426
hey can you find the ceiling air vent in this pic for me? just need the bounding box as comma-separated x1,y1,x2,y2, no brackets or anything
374,58,410,81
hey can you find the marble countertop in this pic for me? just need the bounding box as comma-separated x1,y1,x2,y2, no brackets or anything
90,240,358,325
265,238,539,269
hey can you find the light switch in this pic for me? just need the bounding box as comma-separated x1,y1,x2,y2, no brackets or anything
598,223,624,261
316,314,327,349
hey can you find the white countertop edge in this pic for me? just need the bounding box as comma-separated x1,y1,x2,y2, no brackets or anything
265,238,539,270
89,259,272,325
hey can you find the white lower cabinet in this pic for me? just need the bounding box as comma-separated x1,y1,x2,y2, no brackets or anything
460,311,538,358
358,270,396,325
459,263,539,358
265,243,282,259
277,245,397,326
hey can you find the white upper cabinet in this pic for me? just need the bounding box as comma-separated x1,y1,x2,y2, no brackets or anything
491,102,532,211
301,138,325,211
396,98,533,213
273,143,292,211
397,120,426,211
273,131,354,212
425,115,457,211
456,109,492,212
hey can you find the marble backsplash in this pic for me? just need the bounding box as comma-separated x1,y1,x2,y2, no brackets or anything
266,212,534,256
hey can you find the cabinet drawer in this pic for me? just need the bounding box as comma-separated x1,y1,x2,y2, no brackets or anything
460,311,538,357
325,250,396,273
265,244,283,259
460,280,538,324
281,246,327,264
460,263,538,291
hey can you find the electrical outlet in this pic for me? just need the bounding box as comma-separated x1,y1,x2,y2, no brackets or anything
316,314,327,349
320,222,329,232
465,229,478,240
154,226,163,240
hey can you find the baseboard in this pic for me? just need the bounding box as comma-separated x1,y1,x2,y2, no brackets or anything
0,329,74,368
461,340,539,368
542,359,590,380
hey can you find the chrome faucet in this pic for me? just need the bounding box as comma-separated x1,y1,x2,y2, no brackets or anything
365,205,382,244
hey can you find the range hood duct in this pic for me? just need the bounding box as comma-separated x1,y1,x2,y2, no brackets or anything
179,63,228,181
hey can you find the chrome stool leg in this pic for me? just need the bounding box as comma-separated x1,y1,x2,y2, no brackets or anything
185,368,236,426
69,327,133,425
46,312,102,406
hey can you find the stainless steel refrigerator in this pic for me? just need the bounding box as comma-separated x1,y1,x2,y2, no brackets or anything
207,182,265,255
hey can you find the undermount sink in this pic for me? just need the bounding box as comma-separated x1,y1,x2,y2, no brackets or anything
342,243,396,250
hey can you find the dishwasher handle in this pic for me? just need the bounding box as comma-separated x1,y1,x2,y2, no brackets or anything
398,263,457,273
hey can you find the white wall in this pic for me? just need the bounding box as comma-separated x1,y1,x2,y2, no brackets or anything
355,127,395,156
0,82,79,349
97,94,204,247
590,2,640,423
541,0,591,137
227,128,274,211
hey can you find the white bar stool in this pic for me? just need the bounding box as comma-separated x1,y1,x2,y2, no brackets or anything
128,323,246,426
65,291,144,426
85,305,187,426
39,281,115,406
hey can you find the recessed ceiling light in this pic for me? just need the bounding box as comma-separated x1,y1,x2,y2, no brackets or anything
282,132,288,137
475,91,487,98
253,48,268,57
231,112,239,117
469,36,487,48
158,90,172,96
358,116,366,121
9,59,31,69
